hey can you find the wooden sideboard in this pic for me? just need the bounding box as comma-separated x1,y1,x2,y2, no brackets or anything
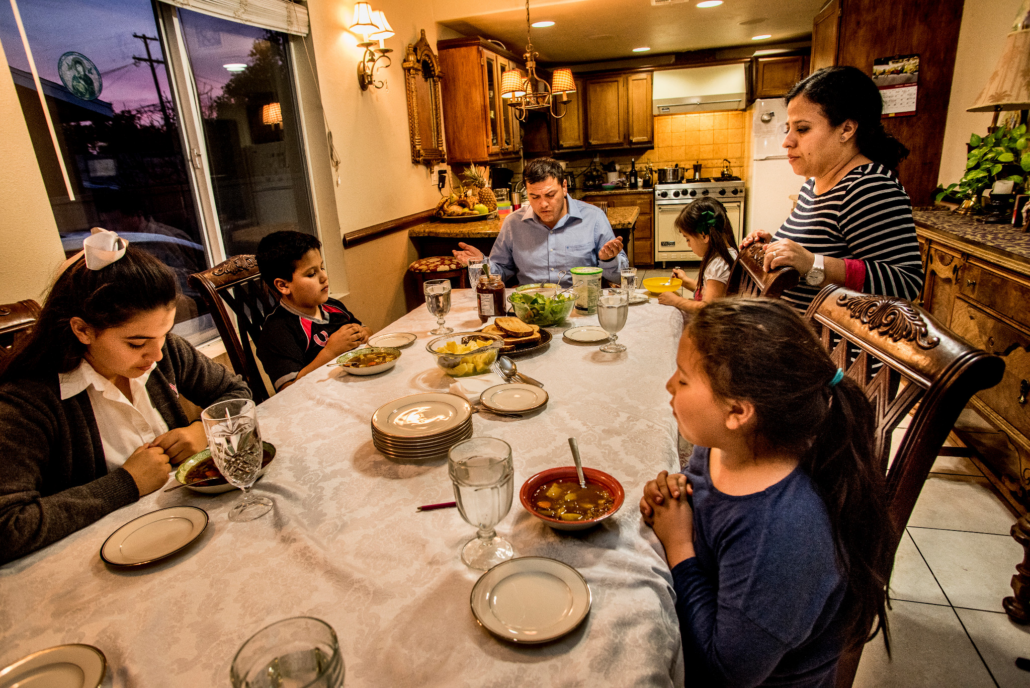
914,209,1030,513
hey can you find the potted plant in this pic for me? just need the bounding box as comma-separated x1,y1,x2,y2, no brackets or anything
936,124,1030,210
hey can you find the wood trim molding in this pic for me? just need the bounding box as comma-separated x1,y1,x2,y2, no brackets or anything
343,208,435,248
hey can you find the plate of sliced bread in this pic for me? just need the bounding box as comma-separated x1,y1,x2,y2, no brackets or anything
481,317,553,355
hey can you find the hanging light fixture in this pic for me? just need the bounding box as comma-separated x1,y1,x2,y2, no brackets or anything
350,3,393,90
262,102,283,127
501,0,574,120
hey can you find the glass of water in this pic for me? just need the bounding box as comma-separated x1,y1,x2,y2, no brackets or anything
202,398,272,522
449,437,515,570
597,288,629,353
231,617,344,688
467,261,485,302
620,267,638,294
424,279,453,335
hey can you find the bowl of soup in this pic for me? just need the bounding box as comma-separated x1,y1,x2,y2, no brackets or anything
335,347,401,375
174,442,277,494
520,466,625,531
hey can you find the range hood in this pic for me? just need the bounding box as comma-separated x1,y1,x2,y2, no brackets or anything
652,64,747,115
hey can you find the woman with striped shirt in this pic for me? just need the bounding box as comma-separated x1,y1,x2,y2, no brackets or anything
744,66,924,313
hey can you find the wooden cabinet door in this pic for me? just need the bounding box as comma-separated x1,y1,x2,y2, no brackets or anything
483,53,501,155
497,59,515,153
438,45,491,163
923,243,964,328
585,76,625,147
626,72,653,145
811,0,841,71
754,57,805,98
556,78,584,149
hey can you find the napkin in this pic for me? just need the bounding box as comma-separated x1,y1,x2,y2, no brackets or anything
448,373,506,404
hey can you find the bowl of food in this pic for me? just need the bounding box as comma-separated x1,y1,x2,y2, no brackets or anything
508,285,577,327
520,466,624,531
427,332,503,377
335,347,401,375
174,442,277,494
642,276,683,294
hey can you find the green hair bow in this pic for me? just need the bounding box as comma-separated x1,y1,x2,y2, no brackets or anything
698,209,716,236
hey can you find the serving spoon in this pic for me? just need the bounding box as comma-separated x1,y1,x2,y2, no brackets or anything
497,356,543,388
568,437,587,488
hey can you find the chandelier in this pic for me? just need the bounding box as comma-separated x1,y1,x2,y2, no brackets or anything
500,0,575,120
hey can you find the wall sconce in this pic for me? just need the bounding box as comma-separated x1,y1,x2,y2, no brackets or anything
262,102,282,128
350,3,394,91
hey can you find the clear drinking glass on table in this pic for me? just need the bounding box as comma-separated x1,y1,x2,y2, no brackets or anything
620,267,638,294
449,437,515,570
424,279,453,335
598,288,629,353
201,398,273,522
231,616,344,688
467,261,485,302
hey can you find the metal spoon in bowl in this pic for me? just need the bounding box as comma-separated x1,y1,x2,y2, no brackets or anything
497,356,543,388
568,437,587,489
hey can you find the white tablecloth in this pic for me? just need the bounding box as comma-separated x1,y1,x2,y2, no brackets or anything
0,292,687,687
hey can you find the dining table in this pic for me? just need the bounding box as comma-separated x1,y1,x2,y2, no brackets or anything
0,289,688,687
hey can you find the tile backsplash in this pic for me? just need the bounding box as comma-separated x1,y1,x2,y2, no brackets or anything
637,111,749,181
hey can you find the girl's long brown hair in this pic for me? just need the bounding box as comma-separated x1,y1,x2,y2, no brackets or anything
674,197,736,288
687,299,892,652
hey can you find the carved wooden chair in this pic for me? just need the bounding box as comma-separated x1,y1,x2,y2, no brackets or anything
188,256,278,403
803,287,1005,687
725,238,801,298
0,299,42,364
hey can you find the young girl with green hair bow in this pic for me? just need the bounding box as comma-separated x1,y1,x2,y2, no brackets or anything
658,197,739,316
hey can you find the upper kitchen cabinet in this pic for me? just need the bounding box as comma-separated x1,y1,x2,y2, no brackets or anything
585,75,624,146
556,77,585,149
811,0,842,71
558,71,653,151
626,72,654,144
753,56,807,98
437,37,524,164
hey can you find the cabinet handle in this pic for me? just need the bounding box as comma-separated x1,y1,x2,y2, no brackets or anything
966,279,977,288
1020,380,1029,406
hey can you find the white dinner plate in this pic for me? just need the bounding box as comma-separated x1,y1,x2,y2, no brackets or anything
0,644,106,688
100,506,208,567
628,289,649,305
470,557,591,644
562,325,610,343
479,383,548,414
367,332,417,349
371,393,472,438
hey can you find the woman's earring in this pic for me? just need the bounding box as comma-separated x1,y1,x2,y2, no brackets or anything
840,134,846,143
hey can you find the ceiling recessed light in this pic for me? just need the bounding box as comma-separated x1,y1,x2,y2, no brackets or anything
697,1,723,7
531,20,555,27
223,63,247,72
751,34,772,40
632,47,651,52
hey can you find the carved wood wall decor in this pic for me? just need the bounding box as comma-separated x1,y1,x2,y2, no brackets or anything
403,30,446,167
835,293,941,349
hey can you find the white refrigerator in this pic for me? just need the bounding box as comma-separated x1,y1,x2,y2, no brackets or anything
746,99,806,236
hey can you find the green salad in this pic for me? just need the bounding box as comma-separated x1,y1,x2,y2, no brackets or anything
509,288,576,326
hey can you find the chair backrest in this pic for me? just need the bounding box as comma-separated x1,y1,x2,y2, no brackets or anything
188,256,278,403
0,299,42,364
804,286,1004,553
725,239,801,298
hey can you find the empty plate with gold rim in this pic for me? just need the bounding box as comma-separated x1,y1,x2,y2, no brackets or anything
100,506,208,567
0,644,106,688
479,383,548,414
371,393,472,438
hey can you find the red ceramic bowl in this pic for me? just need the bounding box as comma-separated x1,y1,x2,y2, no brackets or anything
520,467,625,531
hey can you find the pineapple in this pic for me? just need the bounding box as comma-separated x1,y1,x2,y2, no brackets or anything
462,165,498,212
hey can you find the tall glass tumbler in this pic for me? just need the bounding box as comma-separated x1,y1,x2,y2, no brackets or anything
202,398,273,522
449,437,515,570
231,617,344,688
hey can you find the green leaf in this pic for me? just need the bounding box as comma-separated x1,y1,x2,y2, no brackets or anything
1022,153,1030,171
947,183,958,192
1017,138,1028,150
970,169,990,179
966,157,978,169
999,152,1015,162
986,134,997,146
1007,174,1024,184
991,164,1004,175
1018,124,1027,136
935,190,948,202
970,133,983,147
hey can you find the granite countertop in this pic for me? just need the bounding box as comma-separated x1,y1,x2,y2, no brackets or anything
574,188,654,199
912,208,1030,270
408,206,640,238
606,206,640,230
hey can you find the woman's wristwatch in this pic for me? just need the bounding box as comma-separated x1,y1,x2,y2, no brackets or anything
805,254,826,286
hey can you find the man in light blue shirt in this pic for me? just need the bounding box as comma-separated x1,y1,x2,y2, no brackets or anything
453,158,628,287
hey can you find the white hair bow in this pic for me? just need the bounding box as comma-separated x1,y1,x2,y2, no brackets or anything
82,227,128,270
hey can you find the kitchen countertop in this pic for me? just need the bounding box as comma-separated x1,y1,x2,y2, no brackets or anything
912,208,1030,274
574,188,654,199
408,207,640,238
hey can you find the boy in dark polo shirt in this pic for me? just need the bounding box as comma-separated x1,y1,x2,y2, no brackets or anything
256,232,370,391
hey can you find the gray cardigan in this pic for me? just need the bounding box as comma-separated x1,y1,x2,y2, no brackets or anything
0,334,251,564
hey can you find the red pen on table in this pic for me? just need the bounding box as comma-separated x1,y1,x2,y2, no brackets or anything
416,501,456,512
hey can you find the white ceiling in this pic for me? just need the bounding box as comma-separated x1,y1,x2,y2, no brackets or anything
434,0,825,64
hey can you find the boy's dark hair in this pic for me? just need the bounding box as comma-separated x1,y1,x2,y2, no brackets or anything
687,299,892,654
0,246,178,383
674,197,736,285
257,231,323,293
522,158,566,186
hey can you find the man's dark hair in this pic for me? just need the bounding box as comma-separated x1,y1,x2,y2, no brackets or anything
522,158,566,185
257,231,322,292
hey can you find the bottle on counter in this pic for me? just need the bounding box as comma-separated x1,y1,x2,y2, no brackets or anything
629,159,639,190
477,265,506,323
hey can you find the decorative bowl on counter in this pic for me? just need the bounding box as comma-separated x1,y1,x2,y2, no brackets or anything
520,466,625,531
642,277,683,293
426,332,503,377
508,284,577,327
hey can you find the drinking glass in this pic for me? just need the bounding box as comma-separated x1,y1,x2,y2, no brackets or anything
424,279,453,335
467,261,485,302
231,617,344,688
620,267,638,294
597,288,629,353
449,437,515,570
202,399,273,522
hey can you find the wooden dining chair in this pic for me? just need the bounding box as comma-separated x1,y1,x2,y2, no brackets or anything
188,256,278,403
0,299,42,364
725,238,800,298
803,286,1005,687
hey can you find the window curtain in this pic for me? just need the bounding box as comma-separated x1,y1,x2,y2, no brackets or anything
157,0,309,36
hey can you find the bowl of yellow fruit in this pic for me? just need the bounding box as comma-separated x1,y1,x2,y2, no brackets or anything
427,332,504,377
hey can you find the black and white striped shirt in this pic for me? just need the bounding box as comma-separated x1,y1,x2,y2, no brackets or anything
776,162,924,313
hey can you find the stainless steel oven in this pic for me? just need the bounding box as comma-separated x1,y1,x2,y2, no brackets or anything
654,178,745,266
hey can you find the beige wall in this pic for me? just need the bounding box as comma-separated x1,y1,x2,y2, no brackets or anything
0,38,66,304
938,0,1024,189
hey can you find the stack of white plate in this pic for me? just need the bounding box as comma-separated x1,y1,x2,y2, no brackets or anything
371,392,474,460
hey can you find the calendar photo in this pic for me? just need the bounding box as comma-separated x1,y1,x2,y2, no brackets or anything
873,54,919,117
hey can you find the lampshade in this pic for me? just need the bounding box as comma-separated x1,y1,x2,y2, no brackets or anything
552,68,575,94
262,102,282,126
501,69,526,99
349,2,378,35
968,29,1030,112
368,10,394,41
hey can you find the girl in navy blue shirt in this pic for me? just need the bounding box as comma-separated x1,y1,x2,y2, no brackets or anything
641,300,891,687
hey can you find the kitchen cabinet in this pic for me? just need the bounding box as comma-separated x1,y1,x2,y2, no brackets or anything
585,76,624,147
626,72,653,144
753,56,806,98
556,77,584,149
437,37,524,164
811,0,841,71
556,71,652,151
580,191,655,267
